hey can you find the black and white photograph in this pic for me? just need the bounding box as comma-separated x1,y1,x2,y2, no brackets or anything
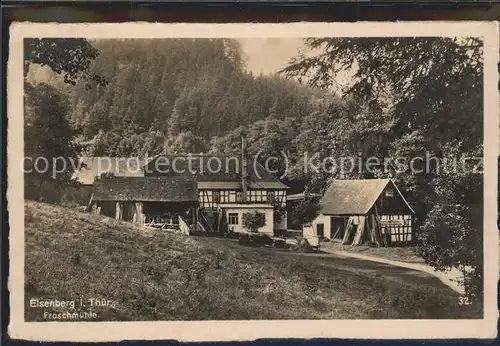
7,22,499,341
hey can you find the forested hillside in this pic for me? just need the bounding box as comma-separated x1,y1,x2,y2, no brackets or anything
65,39,319,157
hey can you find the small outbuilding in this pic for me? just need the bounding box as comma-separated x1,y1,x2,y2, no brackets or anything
89,175,199,228
306,178,415,247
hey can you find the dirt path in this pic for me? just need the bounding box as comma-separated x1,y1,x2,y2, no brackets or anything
321,248,464,294
209,237,459,294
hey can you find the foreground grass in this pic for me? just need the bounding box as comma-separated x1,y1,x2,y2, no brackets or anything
25,201,481,321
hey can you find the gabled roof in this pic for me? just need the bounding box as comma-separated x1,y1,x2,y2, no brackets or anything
92,176,198,202
320,178,415,215
145,154,289,189
73,157,146,185
74,155,289,190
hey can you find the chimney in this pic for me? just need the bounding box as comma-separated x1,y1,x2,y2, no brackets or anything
241,135,247,203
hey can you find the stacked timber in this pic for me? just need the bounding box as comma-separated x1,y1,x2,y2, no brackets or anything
341,213,385,247
351,216,365,246
341,217,355,245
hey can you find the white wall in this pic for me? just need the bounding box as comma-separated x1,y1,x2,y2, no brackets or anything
302,225,314,238
223,206,274,235
312,214,331,239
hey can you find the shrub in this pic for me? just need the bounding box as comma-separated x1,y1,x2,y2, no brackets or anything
242,211,266,233
417,203,483,300
289,198,320,229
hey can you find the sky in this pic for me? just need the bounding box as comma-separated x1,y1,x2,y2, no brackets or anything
238,38,352,95
238,38,305,76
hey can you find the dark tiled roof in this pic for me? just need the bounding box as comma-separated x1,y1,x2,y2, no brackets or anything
320,179,414,215
145,154,289,189
93,176,198,202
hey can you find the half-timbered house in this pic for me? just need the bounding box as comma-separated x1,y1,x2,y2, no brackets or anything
143,154,289,233
305,179,415,247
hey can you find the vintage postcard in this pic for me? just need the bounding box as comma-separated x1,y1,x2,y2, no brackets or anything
7,22,499,341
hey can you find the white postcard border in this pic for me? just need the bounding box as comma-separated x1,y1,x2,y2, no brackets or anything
7,22,500,341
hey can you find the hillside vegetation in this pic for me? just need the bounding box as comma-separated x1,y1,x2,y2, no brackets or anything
25,201,480,321
63,39,318,157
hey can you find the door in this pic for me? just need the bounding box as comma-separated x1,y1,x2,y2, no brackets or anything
331,217,346,240
316,223,324,239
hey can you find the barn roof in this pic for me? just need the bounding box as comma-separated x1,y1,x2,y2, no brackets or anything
320,179,415,215
74,155,289,190
145,154,289,189
92,176,198,202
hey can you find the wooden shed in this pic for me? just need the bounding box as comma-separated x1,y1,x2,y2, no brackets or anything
89,175,199,227
309,179,415,247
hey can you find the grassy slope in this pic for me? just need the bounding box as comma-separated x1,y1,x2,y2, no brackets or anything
25,201,481,321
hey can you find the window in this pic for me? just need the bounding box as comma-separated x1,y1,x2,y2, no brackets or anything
220,191,229,203
228,213,239,225
267,191,275,203
385,188,394,197
212,191,221,203
236,192,243,202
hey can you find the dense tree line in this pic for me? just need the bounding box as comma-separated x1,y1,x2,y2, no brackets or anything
67,39,315,157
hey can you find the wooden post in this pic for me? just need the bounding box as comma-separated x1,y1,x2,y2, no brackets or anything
115,202,122,220
411,215,415,245
135,202,144,225
92,202,99,215
192,205,197,229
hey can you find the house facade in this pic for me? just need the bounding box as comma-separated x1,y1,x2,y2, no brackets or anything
305,179,415,247
219,204,275,235
144,154,289,233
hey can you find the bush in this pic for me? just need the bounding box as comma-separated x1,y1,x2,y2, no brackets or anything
242,211,266,233
25,176,92,208
238,233,271,247
238,234,250,246
289,198,319,229
417,203,483,300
